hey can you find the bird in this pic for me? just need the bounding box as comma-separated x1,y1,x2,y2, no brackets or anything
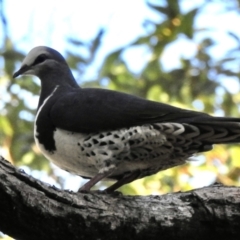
13,46,240,193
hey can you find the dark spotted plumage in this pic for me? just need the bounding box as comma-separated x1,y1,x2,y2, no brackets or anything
13,46,240,193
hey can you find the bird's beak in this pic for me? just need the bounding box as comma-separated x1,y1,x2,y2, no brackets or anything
13,64,31,78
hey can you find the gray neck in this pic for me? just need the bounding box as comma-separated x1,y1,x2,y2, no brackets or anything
37,65,80,109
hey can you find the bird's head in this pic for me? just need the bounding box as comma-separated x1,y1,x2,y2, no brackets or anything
13,46,69,79
13,46,78,89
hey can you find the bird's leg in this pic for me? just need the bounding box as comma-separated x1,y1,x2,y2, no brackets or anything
104,171,140,193
78,167,115,192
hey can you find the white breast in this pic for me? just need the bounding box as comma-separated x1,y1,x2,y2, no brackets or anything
36,128,99,177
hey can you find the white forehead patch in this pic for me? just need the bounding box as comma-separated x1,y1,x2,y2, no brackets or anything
21,46,48,67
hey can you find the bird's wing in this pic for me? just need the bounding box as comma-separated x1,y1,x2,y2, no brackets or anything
49,87,211,133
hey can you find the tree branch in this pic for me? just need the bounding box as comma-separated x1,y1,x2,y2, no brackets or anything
0,155,240,240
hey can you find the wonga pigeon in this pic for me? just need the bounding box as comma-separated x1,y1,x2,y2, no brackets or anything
13,46,240,193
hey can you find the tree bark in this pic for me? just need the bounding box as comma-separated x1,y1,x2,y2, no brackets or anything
0,156,240,240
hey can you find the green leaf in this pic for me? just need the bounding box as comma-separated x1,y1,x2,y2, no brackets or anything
180,8,198,38
230,146,240,168
0,116,13,136
100,49,123,77
147,2,169,15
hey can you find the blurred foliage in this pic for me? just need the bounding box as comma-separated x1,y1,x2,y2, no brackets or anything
1,0,240,201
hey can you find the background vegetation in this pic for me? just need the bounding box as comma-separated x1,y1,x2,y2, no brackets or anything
1,0,240,207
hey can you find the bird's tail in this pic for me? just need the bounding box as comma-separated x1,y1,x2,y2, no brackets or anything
188,117,240,144
154,116,240,147
172,115,240,144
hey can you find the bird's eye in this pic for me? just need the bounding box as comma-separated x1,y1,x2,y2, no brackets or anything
33,54,48,65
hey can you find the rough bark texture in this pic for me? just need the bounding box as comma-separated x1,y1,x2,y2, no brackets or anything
0,155,240,240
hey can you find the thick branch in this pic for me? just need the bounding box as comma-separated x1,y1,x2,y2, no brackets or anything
0,156,240,240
